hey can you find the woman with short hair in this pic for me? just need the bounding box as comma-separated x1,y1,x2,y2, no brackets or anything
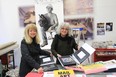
51,22,79,64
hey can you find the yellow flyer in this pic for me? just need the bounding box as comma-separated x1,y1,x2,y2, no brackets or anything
54,70,76,77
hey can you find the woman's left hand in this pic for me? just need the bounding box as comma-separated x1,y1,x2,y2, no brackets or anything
50,53,53,56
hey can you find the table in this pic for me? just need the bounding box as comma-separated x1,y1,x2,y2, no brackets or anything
40,65,116,77
56,65,116,77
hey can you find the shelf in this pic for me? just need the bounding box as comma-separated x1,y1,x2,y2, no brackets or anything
95,48,116,50
96,52,116,56
93,48,116,62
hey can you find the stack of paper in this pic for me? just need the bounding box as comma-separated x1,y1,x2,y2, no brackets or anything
65,59,116,74
80,62,108,74
102,59,116,70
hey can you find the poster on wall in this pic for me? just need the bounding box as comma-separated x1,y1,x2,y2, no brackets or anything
64,0,94,17
97,23,105,35
65,17,94,42
35,0,64,47
18,6,36,27
106,22,113,31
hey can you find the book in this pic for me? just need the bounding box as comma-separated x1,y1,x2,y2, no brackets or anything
40,56,55,66
72,43,95,64
42,64,58,72
54,70,76,77
58,43,95,67
40,56,58,71
58,56,77,67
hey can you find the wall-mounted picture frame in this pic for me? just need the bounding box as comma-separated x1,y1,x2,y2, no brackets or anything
106,22,113,31
18,6,35,27
65,17,94,41
97,23,105,35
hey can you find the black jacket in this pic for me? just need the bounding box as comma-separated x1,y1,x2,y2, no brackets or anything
51,34,78,57
19,39,50,77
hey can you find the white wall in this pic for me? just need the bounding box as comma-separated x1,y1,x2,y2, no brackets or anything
94,0,116,41
0,0,116,66
0,0,36,66
0,0,36,44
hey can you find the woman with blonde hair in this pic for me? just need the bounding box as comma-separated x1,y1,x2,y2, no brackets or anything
19,24,51,77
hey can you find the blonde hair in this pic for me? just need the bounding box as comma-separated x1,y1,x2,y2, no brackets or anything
24,24,40,44
57,22,72,36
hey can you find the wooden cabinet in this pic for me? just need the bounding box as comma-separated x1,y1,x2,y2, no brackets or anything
0,50,15,69
93,48,116,62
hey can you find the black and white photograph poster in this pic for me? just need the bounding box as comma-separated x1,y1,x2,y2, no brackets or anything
106,22,113,31
35,0,64,48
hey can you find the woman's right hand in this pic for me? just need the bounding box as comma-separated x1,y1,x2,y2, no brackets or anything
38,67,43,73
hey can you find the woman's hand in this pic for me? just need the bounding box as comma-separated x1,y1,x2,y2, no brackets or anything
57,54,62,57
77,45,80,50
50,53,53,56
38,67,43,73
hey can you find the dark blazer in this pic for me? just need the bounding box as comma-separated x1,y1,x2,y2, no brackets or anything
19,39,50,77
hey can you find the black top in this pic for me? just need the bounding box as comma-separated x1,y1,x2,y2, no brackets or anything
19,39,50,77
51,34,78,57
